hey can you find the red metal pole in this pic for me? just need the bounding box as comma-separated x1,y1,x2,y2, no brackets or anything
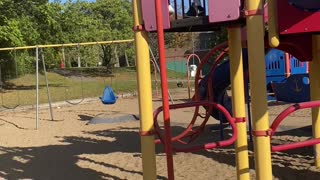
285,53,291,77
154,0,175,179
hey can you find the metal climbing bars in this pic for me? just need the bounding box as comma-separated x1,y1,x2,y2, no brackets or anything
153,42,228,147
153,101,237,152
268,101,320,152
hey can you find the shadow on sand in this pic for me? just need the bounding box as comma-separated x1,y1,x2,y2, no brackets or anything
0,127,167,180
0,124,319,179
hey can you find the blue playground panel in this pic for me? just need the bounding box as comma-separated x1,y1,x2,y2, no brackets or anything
264,49,308,101
265,49,286,77
265,49,286,100
272,74,310,103
291,57,308,75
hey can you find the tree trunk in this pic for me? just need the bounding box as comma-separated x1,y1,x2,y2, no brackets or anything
125,51,129,67
114,46,120,67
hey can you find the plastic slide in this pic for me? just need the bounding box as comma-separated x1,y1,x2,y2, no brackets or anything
198,60,233,122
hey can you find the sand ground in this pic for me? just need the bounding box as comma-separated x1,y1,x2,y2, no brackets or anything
0,88,319,180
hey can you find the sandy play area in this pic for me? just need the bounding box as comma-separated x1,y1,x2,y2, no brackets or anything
0,88,319,179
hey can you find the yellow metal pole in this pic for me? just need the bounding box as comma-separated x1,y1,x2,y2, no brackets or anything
267,0,280,48
309,34,320,167
0,39,134,51
228,26,250,180
246,0,273,179
132,0,157,179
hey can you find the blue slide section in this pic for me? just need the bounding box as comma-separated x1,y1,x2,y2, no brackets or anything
198,50,249,122
198,61,238,122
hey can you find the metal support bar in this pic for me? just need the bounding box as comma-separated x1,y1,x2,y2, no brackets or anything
35,46,39,129
132,0,157,179
228,26,250,180
0,39,134,51
310,34,320,167
246,0,272,179
155,0,174,178
40,48,54,121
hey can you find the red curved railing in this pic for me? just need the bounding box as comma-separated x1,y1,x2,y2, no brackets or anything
154,101,237,152
270,101,320,152
153,42,229,147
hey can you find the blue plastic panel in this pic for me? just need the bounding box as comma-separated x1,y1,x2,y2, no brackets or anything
265,49,286,77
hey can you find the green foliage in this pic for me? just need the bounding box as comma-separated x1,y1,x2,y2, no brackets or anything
165,32,193,48
16,51,35,75
207,28,228,47
0,0,134,80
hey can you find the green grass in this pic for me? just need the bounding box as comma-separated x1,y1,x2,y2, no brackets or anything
0,67,189,107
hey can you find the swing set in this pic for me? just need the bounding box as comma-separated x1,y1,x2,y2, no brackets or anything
0,39,133,129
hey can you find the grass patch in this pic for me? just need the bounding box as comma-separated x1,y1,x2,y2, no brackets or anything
0,67,189,107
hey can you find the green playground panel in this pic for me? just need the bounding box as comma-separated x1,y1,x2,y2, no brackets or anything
166,60,211,75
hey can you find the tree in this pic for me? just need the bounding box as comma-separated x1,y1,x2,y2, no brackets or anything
0,0,135,78
91,0,133,67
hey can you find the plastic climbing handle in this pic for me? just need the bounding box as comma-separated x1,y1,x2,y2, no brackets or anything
270,101,320,152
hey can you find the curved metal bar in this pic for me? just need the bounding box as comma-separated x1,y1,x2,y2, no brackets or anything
64,45,85,106
270,101,320,152
1,104,19,110
65,99,85,105
153,42,230,147
153,101,237,152
186,53,202,99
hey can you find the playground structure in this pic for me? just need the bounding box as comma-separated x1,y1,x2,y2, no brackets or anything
169,48,310,104
264,49,309,102
133,0,320,180
0,39,133,129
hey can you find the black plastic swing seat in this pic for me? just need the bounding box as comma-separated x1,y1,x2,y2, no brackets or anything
100,86,117,105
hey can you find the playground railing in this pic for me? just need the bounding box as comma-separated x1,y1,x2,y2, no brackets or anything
153,101,237,152
268,101,320,152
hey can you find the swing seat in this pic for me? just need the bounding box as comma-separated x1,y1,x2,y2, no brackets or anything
100,86,117,104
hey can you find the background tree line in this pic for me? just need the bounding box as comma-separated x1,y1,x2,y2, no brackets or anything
0,0,227,81
0,0,133,80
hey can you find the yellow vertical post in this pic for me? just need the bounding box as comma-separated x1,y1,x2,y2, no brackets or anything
132,0,157,179
246,0,273,179
309,34,320,167
228,26,250,180
268,0,280,48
